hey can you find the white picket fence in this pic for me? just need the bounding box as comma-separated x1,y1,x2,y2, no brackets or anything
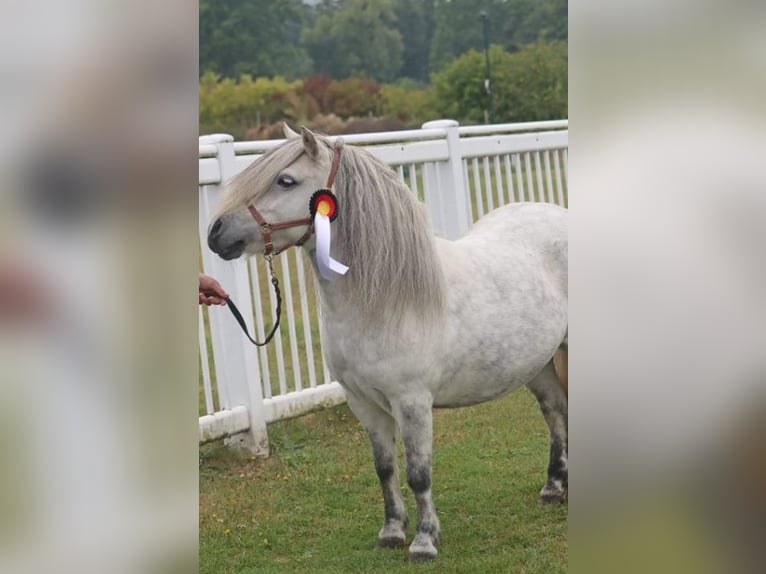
198,119,568,455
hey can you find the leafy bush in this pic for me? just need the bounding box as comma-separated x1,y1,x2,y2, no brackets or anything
199,71,302,138
249,115,408,140
343,116,407,134
325,76,381,118
379,84,438,126
301,74,333,114
432,40,567,124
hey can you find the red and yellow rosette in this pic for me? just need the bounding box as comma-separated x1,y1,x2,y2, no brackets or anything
308,189,348,280
309,189,339,222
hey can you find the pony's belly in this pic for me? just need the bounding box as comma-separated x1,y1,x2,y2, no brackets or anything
432,361,543,408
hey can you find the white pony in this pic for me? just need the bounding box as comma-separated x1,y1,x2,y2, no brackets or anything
208,126,568,561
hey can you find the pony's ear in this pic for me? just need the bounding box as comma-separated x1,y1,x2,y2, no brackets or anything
283,122,300,140
301,127,319,160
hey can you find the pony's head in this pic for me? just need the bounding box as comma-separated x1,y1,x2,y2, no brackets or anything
208,124,445,323
207,125,334,260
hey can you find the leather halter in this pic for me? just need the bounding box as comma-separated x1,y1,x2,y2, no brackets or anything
247,143,343,257
227,141,343,348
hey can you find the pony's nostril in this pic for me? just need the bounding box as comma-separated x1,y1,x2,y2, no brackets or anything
210,217,223,238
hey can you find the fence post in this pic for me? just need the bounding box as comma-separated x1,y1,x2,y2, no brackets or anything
421,119,471,239
199,134,270,456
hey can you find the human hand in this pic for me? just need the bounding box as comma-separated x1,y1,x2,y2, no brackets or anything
199,273,228,306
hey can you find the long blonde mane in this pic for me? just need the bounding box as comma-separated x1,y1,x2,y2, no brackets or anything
329,139,445,323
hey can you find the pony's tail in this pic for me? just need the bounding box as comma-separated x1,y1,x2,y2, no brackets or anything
553,347,568,397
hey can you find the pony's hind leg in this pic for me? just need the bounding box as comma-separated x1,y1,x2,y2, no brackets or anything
344,390,408,548
527,358,568,502
391,396,440,561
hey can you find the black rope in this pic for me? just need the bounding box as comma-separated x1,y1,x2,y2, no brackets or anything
225,256,282,347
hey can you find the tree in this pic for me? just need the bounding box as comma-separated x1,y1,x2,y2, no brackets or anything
301,0,404,82
432,41,567,124
199,0,312,78
498,40,567,122
429,0,568,72
392,0,435,83
518,0,568,45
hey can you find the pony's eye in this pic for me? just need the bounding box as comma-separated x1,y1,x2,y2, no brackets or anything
277,174,296,188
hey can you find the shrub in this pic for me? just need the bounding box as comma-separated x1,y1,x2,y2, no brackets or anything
325,76,381,118
432,40,567,124
301,74,333,114
343,116,407,134
379,84,438,126
306,113,345,135
199,71,302,138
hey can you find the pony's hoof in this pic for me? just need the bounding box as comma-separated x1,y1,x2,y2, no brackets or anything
408,537,438,562
539,487,567,503
376,522,407,549
408,548,438,562
375,535,407,549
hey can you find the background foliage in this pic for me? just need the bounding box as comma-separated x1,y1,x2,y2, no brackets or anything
432,41,568,124
199,0,568,138
301,0,405,83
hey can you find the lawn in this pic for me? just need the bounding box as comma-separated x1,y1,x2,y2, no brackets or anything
200,388,567,573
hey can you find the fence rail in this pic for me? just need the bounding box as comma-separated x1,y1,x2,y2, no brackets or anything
198,119,568,454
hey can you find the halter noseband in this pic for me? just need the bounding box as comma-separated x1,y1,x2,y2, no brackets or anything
247,142,343,257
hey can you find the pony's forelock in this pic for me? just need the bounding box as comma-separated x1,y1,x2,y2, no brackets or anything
212,139,306,220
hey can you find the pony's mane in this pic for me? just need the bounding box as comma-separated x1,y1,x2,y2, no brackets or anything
328,138,445,323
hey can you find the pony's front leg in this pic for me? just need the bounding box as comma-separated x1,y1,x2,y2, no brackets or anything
344,391,408,548
392,397,440,561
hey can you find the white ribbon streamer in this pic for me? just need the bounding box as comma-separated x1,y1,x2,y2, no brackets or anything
314,213,348,280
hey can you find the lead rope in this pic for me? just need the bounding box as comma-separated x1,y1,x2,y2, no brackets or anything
225,254,281,347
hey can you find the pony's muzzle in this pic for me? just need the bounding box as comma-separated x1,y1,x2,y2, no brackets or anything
207,216,223,252
207,216,245,260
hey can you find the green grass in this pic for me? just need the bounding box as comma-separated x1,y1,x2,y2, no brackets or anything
200,389,567,573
